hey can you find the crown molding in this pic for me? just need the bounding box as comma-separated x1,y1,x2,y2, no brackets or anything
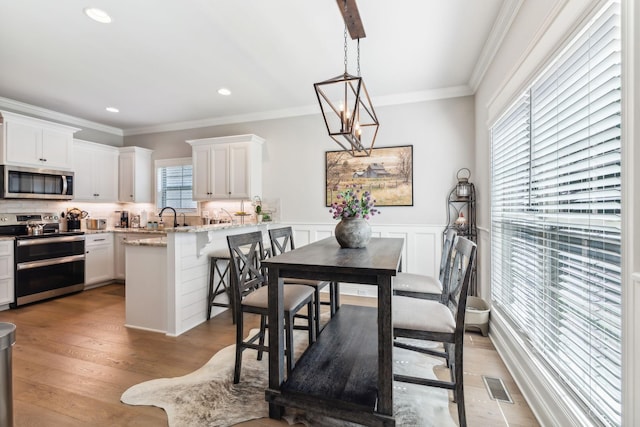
0,84,474,138
468,0,525,92
124,85,473,136
0,96,124,136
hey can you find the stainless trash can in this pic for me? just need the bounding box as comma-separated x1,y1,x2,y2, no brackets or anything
0,323,16,427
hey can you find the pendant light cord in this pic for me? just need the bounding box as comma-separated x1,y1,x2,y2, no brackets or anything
343,0,348,74
357,38,361,77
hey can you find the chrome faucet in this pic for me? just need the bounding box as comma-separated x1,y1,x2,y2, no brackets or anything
159,206,178,228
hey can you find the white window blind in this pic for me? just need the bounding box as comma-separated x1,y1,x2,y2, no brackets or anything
490,1,621,425
156,159,197,211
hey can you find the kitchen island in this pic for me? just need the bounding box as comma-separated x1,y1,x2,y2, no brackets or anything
123,222,271,335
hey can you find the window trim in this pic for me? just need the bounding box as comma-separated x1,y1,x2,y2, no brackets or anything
154,157,198,214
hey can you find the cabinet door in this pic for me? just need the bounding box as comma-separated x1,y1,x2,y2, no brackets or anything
114,234,128,280
119,153,135,202
5,121,41,165
73,142,96,200
41,128,73,169
85,236,114,285
192,145,212,200
228,143,250,198
210,144,230,199
94,149,118,201
0,241,14,306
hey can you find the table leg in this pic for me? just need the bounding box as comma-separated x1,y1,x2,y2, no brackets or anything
377,274,394,417
268,268,285,419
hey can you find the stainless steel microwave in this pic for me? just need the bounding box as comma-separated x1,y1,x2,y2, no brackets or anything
0,165,74,200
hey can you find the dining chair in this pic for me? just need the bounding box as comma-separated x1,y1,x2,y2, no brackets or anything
227,231,315,384
392,236,477,427
268,226,338,334
393,228,457,302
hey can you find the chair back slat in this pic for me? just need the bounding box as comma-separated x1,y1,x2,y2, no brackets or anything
444,236,477,331
227,232,266,312
268,227,295,256
439,229,458,295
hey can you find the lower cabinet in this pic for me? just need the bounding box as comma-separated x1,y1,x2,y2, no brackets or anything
0,240,14,307
85,234,114,288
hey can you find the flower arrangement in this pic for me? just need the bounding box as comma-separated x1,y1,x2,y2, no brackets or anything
329,184,380,220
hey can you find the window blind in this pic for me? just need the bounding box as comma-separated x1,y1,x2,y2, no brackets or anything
490,1,621,425
157,163,197,211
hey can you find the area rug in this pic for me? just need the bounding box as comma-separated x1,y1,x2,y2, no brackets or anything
121,330,456,427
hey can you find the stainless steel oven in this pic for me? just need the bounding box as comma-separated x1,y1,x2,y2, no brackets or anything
0,213,85,307
14,233,85,307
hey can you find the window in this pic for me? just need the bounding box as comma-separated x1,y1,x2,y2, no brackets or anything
156,158,197,212
490,1,621,425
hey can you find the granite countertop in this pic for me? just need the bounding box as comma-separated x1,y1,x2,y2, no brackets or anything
0,236,15,242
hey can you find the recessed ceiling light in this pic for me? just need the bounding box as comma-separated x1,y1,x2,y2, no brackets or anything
106,107,119,113
217,88,231,96
84,8,112,24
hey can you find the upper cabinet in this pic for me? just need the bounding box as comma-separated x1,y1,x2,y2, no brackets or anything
73,139,119,202
0,110,79,170
119,146,153,203
187,134,264,201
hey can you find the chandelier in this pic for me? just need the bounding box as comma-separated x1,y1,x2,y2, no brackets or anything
314,0,379,157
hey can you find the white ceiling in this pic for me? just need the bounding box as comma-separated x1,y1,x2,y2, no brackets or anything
0,0,515,135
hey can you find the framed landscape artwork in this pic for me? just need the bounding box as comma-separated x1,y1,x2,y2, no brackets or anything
325,145,413,206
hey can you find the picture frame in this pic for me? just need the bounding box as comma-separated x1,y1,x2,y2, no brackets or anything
325,145,413,207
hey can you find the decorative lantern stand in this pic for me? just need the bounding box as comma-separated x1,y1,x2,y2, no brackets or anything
445,168,489,336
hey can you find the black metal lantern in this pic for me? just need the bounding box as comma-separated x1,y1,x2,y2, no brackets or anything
314,0,379,157
456,168,472,199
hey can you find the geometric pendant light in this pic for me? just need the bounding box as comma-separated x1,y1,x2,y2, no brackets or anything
314,0,379,157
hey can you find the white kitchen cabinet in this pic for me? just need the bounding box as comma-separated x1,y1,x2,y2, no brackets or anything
114,233,131,280
0,240,14,308
84,233,114,288
0,110,79,170
119,146,153,203
73,139,119,202
187,134,264,201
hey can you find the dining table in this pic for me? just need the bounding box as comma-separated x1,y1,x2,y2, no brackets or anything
263,236,404,427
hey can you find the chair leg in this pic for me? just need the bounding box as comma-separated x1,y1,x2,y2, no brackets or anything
207,259,215,320
313,288,321,338
454,343,466,427
233,311,244,384
285,312,294,377
308,300,316,343
257,314,267,361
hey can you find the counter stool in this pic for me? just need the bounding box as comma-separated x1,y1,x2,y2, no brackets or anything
207,243,272,322
207,248,235,321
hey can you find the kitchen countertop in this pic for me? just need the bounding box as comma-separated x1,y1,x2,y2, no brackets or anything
122,222,272,247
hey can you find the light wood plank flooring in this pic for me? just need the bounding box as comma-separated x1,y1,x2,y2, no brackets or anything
0,284,539,426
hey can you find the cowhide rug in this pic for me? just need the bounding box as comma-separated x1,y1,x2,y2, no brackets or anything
121,329,456,427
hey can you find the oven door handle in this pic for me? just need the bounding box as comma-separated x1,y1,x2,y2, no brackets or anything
17,254,85,271
16,235,85,247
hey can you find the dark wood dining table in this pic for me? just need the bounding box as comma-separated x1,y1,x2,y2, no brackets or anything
263,236,404,427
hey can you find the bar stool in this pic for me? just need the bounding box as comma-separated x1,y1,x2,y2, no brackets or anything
206,242,272,322
207,248,235,321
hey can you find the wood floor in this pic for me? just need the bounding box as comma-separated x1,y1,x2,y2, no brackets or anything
0,284,539,426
